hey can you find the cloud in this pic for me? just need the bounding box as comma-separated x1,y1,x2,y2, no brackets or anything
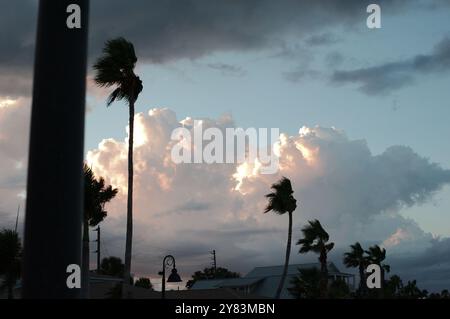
0,97,30,230
305,33,340,46
0,102,449,290
331,37,450,95
2,0,450,97
388,237,450,291
81,108,450,290
207,63,246,77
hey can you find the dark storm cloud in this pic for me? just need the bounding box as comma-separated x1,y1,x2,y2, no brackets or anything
388,238,450,292
1,0,444,96
331,37,450,95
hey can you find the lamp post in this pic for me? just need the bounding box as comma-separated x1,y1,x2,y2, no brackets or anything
161,255,182,299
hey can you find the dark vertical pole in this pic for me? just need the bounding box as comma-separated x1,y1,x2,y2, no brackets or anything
23,0,89,298
95,226,101,273
211,250,217,277
161,257,166,299
14,204,20,233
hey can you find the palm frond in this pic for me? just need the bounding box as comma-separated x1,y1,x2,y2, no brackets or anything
263,177,297,215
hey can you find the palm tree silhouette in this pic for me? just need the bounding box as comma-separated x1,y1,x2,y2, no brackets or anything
82,165,118,297
365,245,390,297
297,219,334,297
343,242,369,295
0,229,22,299
93,37,143,297
264,177,297,299
288,267,322,299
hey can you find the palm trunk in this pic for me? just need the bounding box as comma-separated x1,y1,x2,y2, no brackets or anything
275,211,293,299
81,217,90,298
122,100,135,298
359,264,366,295
319,250,328,298
380,267,385,299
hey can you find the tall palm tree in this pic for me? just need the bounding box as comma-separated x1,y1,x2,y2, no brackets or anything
297,219,334,297
343,242,369,295
365,245,390,297
93,37,143,297
264,177,297,299
82,165,118,297
0,229,22,299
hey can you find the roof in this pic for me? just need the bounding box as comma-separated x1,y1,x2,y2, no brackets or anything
190,277,264,290
190,279,225,290
216,277,264,288
245,262,342,278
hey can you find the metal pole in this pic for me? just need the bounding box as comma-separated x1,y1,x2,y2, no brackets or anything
161,255,175,299
161,257,167,299
23,0,89,298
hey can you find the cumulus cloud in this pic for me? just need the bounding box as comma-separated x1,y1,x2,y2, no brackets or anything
331,37,450,95
83,108,450,290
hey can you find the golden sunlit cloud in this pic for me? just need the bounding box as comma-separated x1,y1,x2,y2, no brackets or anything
382,228,412,248
295,142,317,164
0,97,17,109
233,159,262,193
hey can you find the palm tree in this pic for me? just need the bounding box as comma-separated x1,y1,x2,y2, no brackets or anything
0,229,22,299
385,274,403,298
297,219,334,297
264,177,297,299
93,37,143,297
365,245,390,297
343,242,369,295
82,165,118,297
288,267,322,299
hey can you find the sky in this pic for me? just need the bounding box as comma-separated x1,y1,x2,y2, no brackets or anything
1,0,450,292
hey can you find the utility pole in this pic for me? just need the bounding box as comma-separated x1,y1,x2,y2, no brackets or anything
94,226,101,273
211,250,217,278
14,204,20,233
22,0,89,298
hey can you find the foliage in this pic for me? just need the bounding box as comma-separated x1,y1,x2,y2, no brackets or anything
0,229,22,299
135,277,153,290
186,267,240,289
297,219,334,297
93,37,143,106
100,256,125,277
289,267,322,299
328,279,351,299
264,177,297,215
84,164,118,226
343,242,370,295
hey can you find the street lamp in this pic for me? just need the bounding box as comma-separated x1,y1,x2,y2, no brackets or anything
161,255,182,299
